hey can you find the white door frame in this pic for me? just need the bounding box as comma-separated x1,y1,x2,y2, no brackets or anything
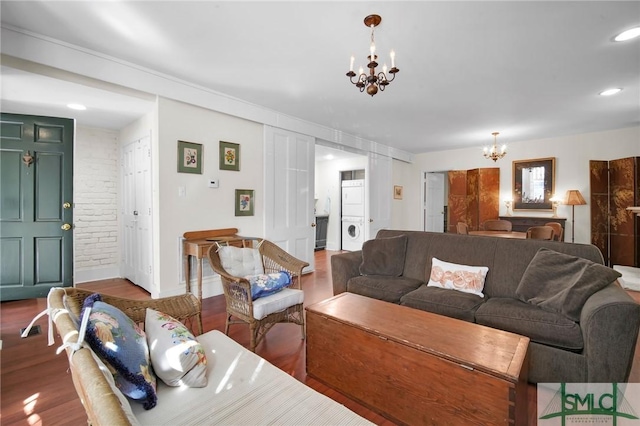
121,134,153,292
264,126,315,272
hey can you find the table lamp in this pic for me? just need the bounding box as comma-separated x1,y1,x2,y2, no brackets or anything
565,190,587,243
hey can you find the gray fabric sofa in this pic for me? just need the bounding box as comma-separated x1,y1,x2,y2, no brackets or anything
331,229,640,384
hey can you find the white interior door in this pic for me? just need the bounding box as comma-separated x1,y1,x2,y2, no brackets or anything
264,126,315,272
425,172,445,232
366,153,392,240
121,135,153,292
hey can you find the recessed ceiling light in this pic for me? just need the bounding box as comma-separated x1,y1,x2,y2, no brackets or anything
614,27,640,42
67,103,87,110
599,88,622,96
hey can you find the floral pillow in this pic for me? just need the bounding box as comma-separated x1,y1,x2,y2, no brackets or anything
427,257,489,298
82,294,157,410
145,308,208,388
246,271,291,300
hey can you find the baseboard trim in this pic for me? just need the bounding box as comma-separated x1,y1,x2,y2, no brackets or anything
75,266,120,284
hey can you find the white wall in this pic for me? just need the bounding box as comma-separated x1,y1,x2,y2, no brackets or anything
400,126,640,244
391,159,414,230
155,97,264,298
73,126,121,283
314,155,367,250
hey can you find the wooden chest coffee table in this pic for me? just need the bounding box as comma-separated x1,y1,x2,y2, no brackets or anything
306,293,529,425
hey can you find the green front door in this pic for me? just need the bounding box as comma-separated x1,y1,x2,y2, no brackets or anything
1,113,74,301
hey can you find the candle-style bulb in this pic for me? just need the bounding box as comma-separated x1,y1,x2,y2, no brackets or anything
350,56,355,72
390,50,396,68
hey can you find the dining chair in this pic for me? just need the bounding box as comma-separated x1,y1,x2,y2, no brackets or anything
545,222,564,242
482,219,512,232
526,226,555,240
456,222,468,234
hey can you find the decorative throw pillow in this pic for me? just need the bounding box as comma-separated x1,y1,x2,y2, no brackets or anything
359,235,408,277
82,294,157,410
245,271,292,300
516,248,622,321
145,308,208,388
427,257,489,298
218,246,264,277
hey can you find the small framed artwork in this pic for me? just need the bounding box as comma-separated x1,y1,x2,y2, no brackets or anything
177,140,202,174
219,141,240,171
394,185,403,200
235,189,254,216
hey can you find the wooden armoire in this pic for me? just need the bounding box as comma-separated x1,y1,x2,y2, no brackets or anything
590,157,640,267
448,168,500,233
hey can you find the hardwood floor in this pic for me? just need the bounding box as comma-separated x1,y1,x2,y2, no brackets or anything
1,250,639,425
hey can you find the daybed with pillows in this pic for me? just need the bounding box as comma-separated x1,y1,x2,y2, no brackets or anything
43,287,373,426
331,229,640,384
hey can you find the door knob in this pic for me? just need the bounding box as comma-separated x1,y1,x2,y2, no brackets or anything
311,223,316,227
63,202,71,209
61,223,72,231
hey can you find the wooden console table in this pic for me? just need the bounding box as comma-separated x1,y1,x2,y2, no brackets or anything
183,228,259,300
500,216,566,238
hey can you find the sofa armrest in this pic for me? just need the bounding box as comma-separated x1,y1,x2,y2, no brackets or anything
580,282,640,382
330,251,363,295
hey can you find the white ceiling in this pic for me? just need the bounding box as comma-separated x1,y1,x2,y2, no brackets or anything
1,1,638,155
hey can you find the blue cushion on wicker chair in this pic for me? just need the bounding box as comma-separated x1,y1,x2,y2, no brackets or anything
246,271,291,300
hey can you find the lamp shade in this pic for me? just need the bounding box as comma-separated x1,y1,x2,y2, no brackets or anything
565,189,586,206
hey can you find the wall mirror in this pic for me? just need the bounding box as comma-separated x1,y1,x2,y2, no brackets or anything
512,157,555,210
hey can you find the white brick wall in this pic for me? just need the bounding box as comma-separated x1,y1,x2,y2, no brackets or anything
74,126,120,280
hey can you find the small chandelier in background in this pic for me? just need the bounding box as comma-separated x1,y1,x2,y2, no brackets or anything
483,132,507,162
346,14,399,97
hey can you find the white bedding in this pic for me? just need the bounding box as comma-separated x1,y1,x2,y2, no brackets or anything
132,330,373,425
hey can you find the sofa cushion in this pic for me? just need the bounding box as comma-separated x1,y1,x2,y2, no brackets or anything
145,308,208,388
516,248,621,321
347,275,423,304
359,235,407,277
475,297,584,351
427,257,489,297
400,285,484,322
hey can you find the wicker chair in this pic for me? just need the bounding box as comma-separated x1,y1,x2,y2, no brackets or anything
482,219,513,232
48,287,202,426
207,240,309,352
526,226,555,240
456,222,468,234
545,222,564,242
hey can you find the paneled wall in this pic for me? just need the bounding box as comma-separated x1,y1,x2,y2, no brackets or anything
590,157,639,267
448,168,500,232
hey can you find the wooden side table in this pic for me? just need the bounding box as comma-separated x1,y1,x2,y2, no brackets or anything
183,228,259,300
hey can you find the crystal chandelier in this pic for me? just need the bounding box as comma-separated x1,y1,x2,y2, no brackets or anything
483,132,507,162
346,14,399,97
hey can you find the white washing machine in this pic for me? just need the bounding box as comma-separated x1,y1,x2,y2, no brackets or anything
342,216,365,251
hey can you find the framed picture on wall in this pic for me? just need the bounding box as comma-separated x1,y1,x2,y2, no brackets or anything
219,141,240,171
177,140,202,174
512,157,555,210
394,185,403,200
235,189,254,216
